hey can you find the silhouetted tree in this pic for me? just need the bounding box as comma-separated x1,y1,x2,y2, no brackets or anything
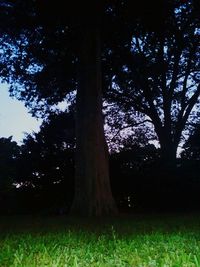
0,136,19,189
110,141,160,211
0,1,121,216
0,136,20,212
106,0,200,167
15,111,75,212
181,124,200,160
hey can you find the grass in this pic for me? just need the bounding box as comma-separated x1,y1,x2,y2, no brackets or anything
0,213,200,266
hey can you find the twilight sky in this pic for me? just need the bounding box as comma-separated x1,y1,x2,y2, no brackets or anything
0,83,42,144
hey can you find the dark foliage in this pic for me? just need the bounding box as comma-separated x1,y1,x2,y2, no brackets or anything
15,111,75,213
105,0,200,164
0,137,20,213
182,124,200,160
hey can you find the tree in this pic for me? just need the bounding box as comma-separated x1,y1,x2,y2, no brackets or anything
106,0,200,167
181,123,200,160
0,1,120,216
104,102,156,152
18,111,75,186
71,4,118,216
109,137,160,212
0,136,19,189
15,111,75,212
0,137,20,212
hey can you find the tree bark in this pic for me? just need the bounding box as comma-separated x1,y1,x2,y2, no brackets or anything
160,142,177,165
158,130,177,170
70,24,117,216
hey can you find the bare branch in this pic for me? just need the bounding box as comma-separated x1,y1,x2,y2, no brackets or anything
175,83,200,144
181,46,195,109
108,119,153,143
169,48,181,96
183,83,200,123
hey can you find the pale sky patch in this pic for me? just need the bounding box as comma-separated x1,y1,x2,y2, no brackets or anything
0,83,42,144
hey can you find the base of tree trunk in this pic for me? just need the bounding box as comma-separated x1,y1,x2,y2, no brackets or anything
70,197,118,217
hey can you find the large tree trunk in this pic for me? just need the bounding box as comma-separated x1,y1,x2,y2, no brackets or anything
70,24,117,216
159,131,177,170
160,142,177,167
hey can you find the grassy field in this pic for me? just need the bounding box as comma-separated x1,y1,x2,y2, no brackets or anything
0,213,200,266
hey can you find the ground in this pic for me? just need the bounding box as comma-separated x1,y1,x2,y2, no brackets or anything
0,213,200,266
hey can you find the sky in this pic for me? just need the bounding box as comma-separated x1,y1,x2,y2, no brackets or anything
0,83,42,144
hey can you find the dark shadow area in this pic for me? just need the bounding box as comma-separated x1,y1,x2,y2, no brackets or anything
1,135,200,216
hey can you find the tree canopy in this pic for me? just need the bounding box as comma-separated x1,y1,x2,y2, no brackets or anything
106,0,200,164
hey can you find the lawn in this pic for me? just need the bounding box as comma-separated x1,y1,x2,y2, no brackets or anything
0,213,200,266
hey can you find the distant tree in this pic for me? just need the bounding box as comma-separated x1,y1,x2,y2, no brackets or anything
106,0,200,167
110,141,160,211
18,111,75,185
16,111,75,211
104,102,156,152
0,136,20,194
181,124,200,160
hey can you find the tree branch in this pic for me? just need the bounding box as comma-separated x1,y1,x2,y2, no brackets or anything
183,83,200,124
180,45,195,109
169,48,181,97
108,119,153,143
175,83,200,144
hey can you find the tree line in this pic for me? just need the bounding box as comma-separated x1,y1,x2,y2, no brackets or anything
1,113,200,214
